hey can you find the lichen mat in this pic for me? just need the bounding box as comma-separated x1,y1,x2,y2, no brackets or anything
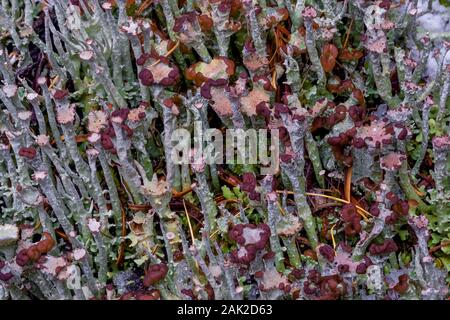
0,0,449,300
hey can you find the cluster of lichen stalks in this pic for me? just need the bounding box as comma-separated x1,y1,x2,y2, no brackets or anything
0,0,449,300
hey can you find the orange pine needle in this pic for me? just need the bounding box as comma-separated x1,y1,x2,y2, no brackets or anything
55,229,68,240
276,201,286,216
135,0,152,16
150,41,180,67
271,69,278,90
343,18,354,49
330,224,337,250
172,187,193,198
277,25,291,38
276,190,371,220
182,198,197,269
75,134,89,143
48,76,59,90
413,184,426,197
33,221,41,231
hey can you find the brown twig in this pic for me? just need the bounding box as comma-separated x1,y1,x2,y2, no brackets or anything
430,240,450,254
343,18,354,49
344,166,352,202
135,0,153,16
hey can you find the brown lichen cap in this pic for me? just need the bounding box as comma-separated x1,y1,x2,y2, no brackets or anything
143,263,168,287
229,223,271,264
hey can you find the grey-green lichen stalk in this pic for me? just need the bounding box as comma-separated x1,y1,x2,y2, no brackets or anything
0,0,449,300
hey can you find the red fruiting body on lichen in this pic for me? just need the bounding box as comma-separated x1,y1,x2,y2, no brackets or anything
248,191,260,201
19,147,37,159
244,38,256,53
0,271,13,281
393,274,409,294
344,216,362,236
0,260,13,281
173,11,198,33
303,281,317,295
103,126,116,138
262,251,275,260
385,213,398,225
16,249,30,266
341,204,357,222
53,89,69,100
280,153,293,163
320,43,339,73
307,270,321,284
392,200,409,216
305,273,346,299
340,242,353,253
363,256,373,267
253,75,273,91
143,263,168,287
319,244,335,263
386,192,399,204
121,124,133,138
255,101,271,121
356,263,368,274
379,0,391,9
340,204,362,236
26,246,41,261
338,264,350,273
111,108,130,121
136,53,150,66
274,103,290,118
397,126,408,140
316,275,344,300
40,232,56,252
369,239,398,255
101,133,114,150
290,268,304,279
198,14,213,31
369,203,380,217
240,172,260,200
139,69,154,86
240,172,257,192
200,82,212,99
229,223,270,264
20,232,56,265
